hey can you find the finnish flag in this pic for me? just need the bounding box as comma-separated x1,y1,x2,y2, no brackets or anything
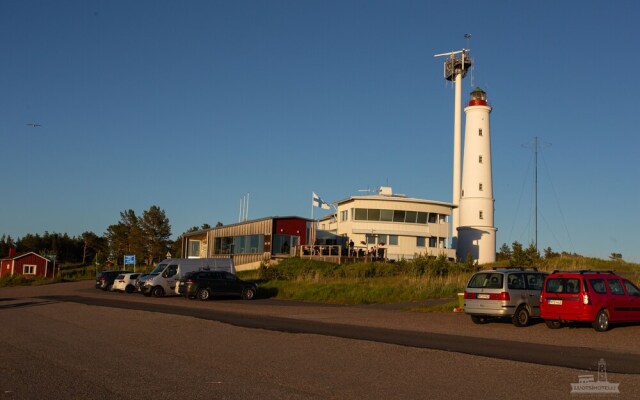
312,192,331,209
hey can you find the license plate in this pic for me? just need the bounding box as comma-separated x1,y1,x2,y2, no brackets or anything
548,299,562,305
477,294,490,299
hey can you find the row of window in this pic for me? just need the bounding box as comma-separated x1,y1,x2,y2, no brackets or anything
213,235,265,255
350,208,447,224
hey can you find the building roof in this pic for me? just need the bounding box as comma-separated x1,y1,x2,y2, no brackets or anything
332,194,455,208
0,251,50,262
182,216,314,237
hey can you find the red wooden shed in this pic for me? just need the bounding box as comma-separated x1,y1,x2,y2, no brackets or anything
0,252,52,279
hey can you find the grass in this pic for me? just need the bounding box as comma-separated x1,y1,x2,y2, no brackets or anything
3,255,639,308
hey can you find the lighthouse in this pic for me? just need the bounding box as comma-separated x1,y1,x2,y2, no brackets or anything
458,88,497,264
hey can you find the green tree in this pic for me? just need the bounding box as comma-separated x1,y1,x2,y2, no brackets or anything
543,247,559,259
140,205,172,265
497,243,511,261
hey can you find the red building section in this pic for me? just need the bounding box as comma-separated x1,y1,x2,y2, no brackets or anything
0,252,51,279
273,217,310,245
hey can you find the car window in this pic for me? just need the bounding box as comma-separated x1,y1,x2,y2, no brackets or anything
507,273,525,290
467,273,503,289
623,280,640,296
608,279,625,295
545,278,580,294
116,274,125,279
525,274,544,290
589,279,607,294
224,272,236,280
165,265,178,278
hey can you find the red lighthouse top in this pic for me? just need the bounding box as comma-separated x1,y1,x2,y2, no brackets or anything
468,87,488,106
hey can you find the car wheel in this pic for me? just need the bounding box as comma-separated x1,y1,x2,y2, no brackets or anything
545,320,562,329
593,309,610,332
152,286,165,298
512,305,530,327
242,287,256,300
470,315,487,324
197,288,210,301
125,285,135,293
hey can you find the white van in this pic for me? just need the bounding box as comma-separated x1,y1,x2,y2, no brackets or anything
141,258,235,297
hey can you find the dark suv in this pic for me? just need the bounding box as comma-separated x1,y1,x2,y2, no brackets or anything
540,270,640,331
95,270,129,291
178,270,257,301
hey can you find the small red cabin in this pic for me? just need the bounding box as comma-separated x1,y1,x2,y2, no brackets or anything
0,252,52,279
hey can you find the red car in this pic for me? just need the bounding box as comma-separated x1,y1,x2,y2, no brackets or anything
540,270,640,331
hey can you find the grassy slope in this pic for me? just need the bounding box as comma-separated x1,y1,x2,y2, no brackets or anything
242,256,640,306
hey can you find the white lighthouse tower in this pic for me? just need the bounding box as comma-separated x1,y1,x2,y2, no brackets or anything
458,88,496,263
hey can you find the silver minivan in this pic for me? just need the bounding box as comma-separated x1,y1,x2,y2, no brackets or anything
464,268,547,327
141,258,235,297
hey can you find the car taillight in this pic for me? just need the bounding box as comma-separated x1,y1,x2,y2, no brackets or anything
490,292,510,301
582,293,590,305
100,278,105,282
464,292,475,299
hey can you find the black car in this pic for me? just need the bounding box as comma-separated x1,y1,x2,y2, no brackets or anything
95,270,129,291
178,270,257,301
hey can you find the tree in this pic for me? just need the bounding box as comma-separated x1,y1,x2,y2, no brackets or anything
81,231,101,265
544,247,559,259
497,243,511,261
140,205,172,265
610,253,623,261
105,223,129,264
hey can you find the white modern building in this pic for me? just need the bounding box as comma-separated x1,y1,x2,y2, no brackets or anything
318,187,456,261
457,88,497,264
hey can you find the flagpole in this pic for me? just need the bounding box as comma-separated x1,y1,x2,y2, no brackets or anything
311,192,314,220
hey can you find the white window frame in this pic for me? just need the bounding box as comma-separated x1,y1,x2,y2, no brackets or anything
23,264,36,275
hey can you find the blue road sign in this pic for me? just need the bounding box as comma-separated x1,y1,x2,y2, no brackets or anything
124,255,135,265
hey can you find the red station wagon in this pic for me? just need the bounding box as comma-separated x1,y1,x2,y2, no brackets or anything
540,270,640,332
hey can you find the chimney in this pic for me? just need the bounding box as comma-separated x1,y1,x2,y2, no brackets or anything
8,246,16,258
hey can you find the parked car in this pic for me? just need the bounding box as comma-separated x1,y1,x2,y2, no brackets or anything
464,268,548,327
178,270,257,301
134,273,151,292
95,270,129,291
540,270,640,332
112,272,142,293
141,258,235,297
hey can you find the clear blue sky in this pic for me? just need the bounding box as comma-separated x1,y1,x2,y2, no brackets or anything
2,1,639,262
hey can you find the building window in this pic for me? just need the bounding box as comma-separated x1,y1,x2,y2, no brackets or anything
188,240,201,258
340,210,348,221
416,237,426,247
23,265,36,275
215,235,264,255
479,211,484,219
429,237,437,248
389,235,398,246
479,155,483,163
352,208,443,226
479,183,483,191
479,128,483,136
